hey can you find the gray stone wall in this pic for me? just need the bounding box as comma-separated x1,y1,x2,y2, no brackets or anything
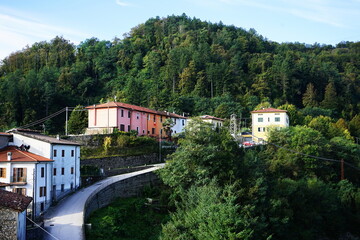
81,153,160,171
84,172,160,221
0,207,17,240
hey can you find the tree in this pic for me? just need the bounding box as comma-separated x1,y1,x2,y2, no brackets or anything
321,82,338,111
67,105,88,134
349,115,360,138
159,119,243,196
302,83,318,107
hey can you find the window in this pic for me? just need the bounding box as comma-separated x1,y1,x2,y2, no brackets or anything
182,120,185,126
53,168,57,176
160,116,163,122
275,117,280,122
13,188,26,195
128,111,131,118
143,130,145,134
61,150,65,157
153,115,156,122
71,183,74,190
275,113,280,115
268,117,270,122
0,168,6,178
12,168,26,182
147,114,150,120
136,113,140,120
121,109,124,117
41,167,45,178
40,186,47,197
54,149,57,157
120,124,125,131
136,127,139,133
61,168,65,175
174,119,176,124
128,125,130,132
71,150,74,157
147,131,150,134
258,127,265,132
258,118,263,122
61,184,64,192
71,167,74,174
40,202,44,212
152,128,155,134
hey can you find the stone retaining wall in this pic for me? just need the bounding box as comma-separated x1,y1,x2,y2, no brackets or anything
0,207,17,240
83,171,160,221
81,153,161,171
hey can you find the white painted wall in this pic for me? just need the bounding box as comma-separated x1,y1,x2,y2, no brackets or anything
12,134,52,158
171,118,187,134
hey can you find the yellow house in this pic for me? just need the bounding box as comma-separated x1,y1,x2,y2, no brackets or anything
251,108,289,143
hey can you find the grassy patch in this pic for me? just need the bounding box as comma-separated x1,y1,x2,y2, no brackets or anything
86,196,169,240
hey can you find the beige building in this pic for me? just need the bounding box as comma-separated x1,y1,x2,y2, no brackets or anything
198,115,225,129
251,108,289,143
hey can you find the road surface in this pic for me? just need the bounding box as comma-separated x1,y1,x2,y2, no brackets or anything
43,164,164,240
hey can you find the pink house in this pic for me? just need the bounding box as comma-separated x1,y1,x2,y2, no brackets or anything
85,102,160,136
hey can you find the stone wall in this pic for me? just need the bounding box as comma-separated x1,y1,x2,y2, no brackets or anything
0,207,17,240
81,153,160,172
83,171,160,221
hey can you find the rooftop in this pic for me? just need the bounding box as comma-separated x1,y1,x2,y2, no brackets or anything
0,189,32,212
86,102,187,118
199,115,225,121
251,108,287,113
0,146,53,163
11,130,80,146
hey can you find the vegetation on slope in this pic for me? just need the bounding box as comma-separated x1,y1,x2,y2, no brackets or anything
1,14,359,137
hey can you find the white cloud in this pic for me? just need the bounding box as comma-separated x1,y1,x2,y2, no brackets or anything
115,0,131,7
0,10,89,60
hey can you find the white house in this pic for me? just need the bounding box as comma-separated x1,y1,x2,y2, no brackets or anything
168,112,187,135
0,146,53,218
251,108,289,143
9,130,81,202
199,115,225,129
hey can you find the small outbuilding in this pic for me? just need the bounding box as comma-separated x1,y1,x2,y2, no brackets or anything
0,189,32,240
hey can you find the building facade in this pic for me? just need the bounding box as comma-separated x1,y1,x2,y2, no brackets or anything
85,102,187,138
251,108,289,142
0,190,32,240
199,115,225,129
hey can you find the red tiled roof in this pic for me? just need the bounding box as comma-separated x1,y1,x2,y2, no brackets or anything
0,146,53,163
251,108,287,113
86,102,188,118
0,189,32,212
199,115,225,121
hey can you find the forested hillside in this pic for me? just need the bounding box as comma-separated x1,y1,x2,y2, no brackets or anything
1,14,360,132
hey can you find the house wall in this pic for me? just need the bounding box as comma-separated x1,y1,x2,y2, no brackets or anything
52,145,80,201
0,136,9,149
0,207,18,240
170,118,186,135
130,111,147,135
88,107,117,128
116,108,131,131
147,113,158,137
17,210,26,240
251,112,289,142
12,134,51,158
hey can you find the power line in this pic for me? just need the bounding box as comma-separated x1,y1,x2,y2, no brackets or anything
250,133,360,171
27,217,60,240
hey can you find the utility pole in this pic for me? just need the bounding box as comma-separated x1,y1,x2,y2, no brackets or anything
65,107,68,136
341,159,344,180
230,114,237,139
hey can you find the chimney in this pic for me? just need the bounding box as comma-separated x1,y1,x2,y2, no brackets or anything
7,152,12,161
56,134,60,140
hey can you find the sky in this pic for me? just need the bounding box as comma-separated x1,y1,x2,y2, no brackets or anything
1,0,360,60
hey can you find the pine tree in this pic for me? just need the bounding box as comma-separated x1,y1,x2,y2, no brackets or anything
302,83,318,107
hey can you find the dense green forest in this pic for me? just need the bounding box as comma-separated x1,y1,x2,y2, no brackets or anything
158,119,360,240
1,14,360,134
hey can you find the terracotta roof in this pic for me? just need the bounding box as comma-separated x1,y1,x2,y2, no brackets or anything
251,108,287,113
0,189,32,212
86,102,188,118
11,131,80,146
199,115,225,121
0,146,53,163
0,132,12,136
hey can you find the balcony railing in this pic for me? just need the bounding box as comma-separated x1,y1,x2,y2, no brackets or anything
11,176,27,183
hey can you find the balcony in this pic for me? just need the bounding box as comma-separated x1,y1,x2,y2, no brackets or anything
11,176,27,185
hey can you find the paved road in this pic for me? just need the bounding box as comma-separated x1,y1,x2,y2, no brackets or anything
43,165,164,240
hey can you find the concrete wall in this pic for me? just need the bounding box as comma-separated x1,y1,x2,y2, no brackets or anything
81,153,160,171
83,171,160,221
0,207,18,240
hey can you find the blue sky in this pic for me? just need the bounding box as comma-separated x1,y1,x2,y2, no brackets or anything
1,0,360,60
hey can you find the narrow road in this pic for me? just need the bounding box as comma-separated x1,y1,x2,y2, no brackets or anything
43,164,164,240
